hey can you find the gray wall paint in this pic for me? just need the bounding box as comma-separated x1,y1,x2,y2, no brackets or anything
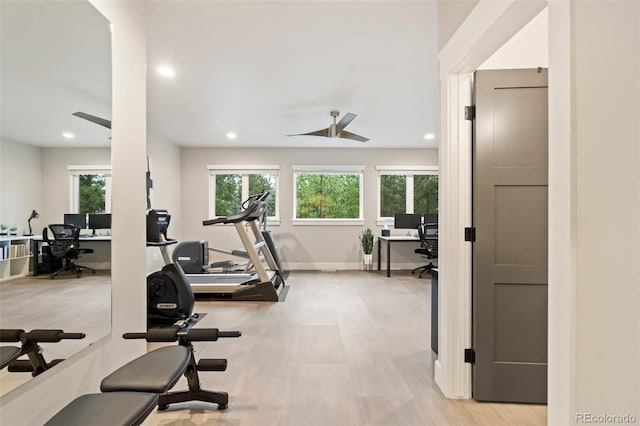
0,139,42,231
181,147,438,270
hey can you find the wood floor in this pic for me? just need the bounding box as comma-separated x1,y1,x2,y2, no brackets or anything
0,272,111,396
144,271,546,426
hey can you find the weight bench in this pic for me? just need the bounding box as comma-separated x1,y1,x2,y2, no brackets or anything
46,327,240,426
45,392,159,426
0,329,85,376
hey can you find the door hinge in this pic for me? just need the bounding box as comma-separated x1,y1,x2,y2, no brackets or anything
465,105,476,120
464,348,475,364
464,227,476,242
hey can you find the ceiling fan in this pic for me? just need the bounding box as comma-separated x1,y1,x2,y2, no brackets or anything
288,110,369,142
72,111,111,129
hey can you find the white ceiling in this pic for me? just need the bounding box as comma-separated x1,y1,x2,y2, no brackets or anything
0,1,112,148
1,1,439,150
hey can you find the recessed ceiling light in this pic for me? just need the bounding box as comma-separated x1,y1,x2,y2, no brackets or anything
226,132,237,140
157,66,176,78
62,132,75,139
424,133,435,140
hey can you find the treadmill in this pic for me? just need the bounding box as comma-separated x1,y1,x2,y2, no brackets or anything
178,191,286,301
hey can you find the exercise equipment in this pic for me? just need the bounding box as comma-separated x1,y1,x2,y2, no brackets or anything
46,325,241,425
172,190,286,301
0,328,85,376
147,262,196,328
122,325,241,410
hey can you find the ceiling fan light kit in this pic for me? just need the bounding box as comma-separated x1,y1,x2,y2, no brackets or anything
288,110,369,142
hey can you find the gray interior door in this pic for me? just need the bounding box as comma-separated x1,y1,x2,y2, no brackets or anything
472,69,548,403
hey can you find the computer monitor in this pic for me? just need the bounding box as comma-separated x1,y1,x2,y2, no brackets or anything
88,213,112,233
393,213,422,230
423,213,438,225
63,213,87,230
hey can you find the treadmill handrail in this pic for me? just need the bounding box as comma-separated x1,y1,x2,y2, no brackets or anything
203,200,267,226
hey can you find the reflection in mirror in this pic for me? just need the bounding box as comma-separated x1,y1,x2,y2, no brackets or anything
0,0,111,396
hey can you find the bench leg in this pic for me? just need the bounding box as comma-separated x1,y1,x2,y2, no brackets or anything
158,389,229,410
157,349,229,410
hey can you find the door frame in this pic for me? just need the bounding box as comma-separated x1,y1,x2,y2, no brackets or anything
436,0,547,399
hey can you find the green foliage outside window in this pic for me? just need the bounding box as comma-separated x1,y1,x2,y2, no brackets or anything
215,174,242,216
79,174,106,213
296,173,360,219
414,174,438,214
215,173,277,217
380,175,406,217
248,173,277,216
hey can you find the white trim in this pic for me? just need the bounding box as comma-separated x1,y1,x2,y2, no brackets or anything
208,167,280,219
547,2,575,424
68,165,112,171
375,165,439,172
292,165,364,173
406,175,414,213
68,168,113,213
207,164,280,172
438,0,546,77
283,262,423,271
292,166,364,221
376,168,439,220
437,0,544,400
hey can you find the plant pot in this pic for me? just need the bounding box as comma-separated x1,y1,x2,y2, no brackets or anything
362,253,373,271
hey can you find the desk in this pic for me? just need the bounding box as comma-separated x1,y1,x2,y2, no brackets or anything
377,235,418,277
377,235,438,277
31,235,111,276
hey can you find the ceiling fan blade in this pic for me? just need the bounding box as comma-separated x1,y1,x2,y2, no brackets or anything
339,130,369,142
72,112,112,129
287,128,330,138
335,112,357,133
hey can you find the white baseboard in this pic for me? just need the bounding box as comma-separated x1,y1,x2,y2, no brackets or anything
283,262,429,271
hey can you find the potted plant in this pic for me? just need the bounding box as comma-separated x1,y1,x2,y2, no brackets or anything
0,225,7,236
9,226,18,236
359,227,374,270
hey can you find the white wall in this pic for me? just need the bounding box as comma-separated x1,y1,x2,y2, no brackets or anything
438,0,640,422
548,1,640,424
180,147,438,270
437,0,479,50
146,133,182,272
478,7,548,70
0,140,42,231
39,147,111,228
0,2,148,423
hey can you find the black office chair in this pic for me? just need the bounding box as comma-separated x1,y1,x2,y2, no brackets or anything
44,224,95,279
412,223,438,278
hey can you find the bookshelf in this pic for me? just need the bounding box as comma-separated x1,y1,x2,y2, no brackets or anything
0,235,34,281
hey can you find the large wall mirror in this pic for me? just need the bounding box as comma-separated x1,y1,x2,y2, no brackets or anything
0,0,111,395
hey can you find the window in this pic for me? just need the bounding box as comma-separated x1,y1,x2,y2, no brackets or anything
293,165,364,224
208,165,280,221
377,166,438,223
69,165,112,213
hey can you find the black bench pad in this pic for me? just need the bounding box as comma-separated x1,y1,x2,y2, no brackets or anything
44,392,158,426
0,346,21,369
101,345,190,393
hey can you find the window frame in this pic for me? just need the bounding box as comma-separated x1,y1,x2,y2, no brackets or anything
376,165,439,226
68,165,112,214
207,164,280,225
292,165,364,226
